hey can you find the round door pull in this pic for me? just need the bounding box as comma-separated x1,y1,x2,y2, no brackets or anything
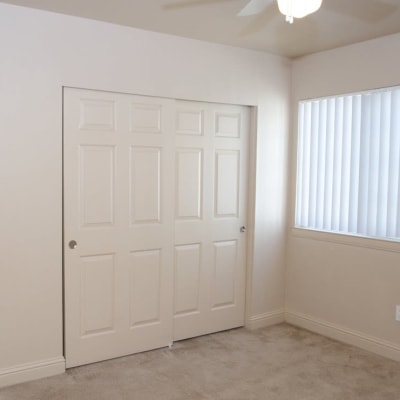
69,240,78,249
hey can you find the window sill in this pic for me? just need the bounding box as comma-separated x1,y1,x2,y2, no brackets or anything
291,227,400,254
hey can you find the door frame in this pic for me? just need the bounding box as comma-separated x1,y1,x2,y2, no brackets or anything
61,86,259,359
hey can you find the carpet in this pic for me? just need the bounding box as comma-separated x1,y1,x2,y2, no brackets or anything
1,324,399,399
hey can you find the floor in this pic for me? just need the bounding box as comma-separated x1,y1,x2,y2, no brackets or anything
1,324,399,400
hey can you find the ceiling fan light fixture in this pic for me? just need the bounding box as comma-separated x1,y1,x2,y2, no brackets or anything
277,0,323,23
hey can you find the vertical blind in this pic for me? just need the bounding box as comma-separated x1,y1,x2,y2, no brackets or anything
295,86,400,241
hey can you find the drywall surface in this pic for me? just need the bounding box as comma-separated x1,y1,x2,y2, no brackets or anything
0,3,290,384
288,33,400,349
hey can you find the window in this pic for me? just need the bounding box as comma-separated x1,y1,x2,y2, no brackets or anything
295,86,400,241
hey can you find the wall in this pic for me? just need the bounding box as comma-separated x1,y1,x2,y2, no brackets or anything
287,33,400,360
0,3,290,386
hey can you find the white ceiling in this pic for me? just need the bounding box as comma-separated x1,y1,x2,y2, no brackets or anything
2,0,400,58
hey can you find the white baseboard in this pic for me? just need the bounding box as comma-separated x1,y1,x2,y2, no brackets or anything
0,357,65,388
285,310,400,362
2,312,399,388
246,309,285,330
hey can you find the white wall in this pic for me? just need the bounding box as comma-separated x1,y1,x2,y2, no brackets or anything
0,3,290,386
288,33,400,360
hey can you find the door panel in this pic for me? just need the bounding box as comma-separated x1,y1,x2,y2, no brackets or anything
129,249,162,327
212,240,237,309
80,145,115,227
64,88,174,368
80,254,115,336
215,150,240,217
130,103,162,134
175,148,202,220
79,98,116,131
176,108,203,136
173,101,249,341
130,146,161,224
174,244,201,316
215,111,241,138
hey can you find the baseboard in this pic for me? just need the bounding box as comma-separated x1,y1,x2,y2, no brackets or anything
0,357,65,388
285,310,400,362
246,309,285,330
1,313,399,388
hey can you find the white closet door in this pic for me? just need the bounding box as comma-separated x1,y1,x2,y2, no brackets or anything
173,101,249,341
64,88,175,367
64,89,250,367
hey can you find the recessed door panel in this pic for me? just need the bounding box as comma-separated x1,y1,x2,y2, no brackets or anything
130,146,161,224
80,145,115,227
176,149,202,220
174,244,201,316
130,250,162,328
79,99,116,131
212,241,237,309
130,104,161,134
81,254,115,336
176,109,203,136
215,112,241,138
215,150,239,218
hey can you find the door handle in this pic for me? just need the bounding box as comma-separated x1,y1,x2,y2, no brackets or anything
69,240,78,249
240,226,246,233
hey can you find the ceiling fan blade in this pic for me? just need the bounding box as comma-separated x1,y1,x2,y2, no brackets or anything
237,0,274,16
163,0,235,11
239,3,277,36
324,0,397,22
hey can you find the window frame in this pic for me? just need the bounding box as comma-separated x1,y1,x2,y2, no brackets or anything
291,86,400,252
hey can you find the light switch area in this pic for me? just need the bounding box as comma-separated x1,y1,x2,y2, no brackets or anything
396,305,400,322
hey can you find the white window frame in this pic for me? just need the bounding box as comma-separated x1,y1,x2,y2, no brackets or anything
293,86,400,252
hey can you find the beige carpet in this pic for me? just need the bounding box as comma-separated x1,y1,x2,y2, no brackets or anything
1,324,399,400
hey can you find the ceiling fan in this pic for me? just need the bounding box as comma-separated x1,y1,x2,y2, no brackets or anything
238,0,322,24
163,0,322,24
163,0,397,25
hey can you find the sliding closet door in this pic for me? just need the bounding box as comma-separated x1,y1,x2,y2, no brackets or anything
173,101,249,341
64,88,250,367
64,88,175,367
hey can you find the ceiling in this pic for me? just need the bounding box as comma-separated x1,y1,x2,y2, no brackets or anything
1,0,400,58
